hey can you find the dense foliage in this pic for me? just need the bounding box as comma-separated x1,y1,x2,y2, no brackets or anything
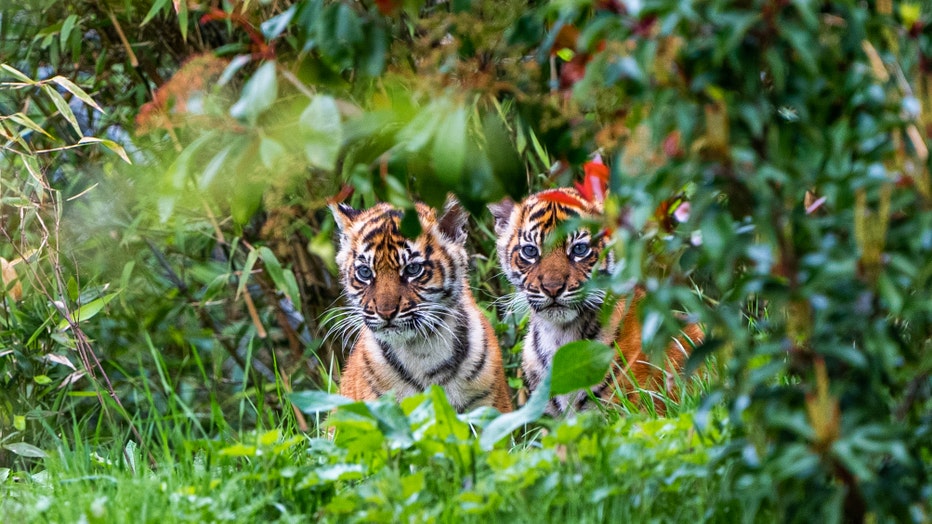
2,0,931,521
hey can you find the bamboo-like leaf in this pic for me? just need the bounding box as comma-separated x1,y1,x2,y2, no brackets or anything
60,15,77,48
7,112,53,139
77,137,131,164
41,84,82,136
1,64,35,83
51,76,104,113
57,293,118,331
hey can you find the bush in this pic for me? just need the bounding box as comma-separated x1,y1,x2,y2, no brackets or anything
1,0,930,521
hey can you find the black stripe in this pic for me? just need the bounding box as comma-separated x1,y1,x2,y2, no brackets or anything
459,389,492,412
464,334,489,382
526,368,541,393
548,397,561,414
360,352,384,397
528,208,549,221
581,312,601,340
377,339,422,390
424,307,471,383
531,325,548,368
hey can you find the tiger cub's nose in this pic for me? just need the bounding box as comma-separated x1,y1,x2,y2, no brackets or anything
539,276,567,298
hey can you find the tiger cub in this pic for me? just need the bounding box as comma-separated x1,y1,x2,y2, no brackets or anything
331,199,513,413
489,188,703,416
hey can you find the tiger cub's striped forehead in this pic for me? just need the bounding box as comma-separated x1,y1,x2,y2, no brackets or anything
347,208,426,268
512,189,601,241
335,202,447,268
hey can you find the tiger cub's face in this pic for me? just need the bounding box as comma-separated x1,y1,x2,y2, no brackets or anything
331,201,469,346
490,189,612,325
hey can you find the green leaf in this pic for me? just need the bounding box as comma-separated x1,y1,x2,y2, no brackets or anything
230,61,278,124
60,15,77,50
291,391,355,413
261,5,296,40
236,248,259,300
259,136,286,169
217,443,257,457
549,340,615,396
480,370,551,450
300,95,343,171
77,137,131,164
3,442,48,458
399,207,422,238
33,375,52,385
258,247,299,304
7,112,53,139
142,0,170,25
42,84,82,136
197,144,233,190
432,105,468,184
51,76,103,114
57,293,118,331
1,64,35,83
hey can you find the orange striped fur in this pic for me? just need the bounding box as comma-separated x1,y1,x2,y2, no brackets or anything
490,188,703,416
330,200,512,413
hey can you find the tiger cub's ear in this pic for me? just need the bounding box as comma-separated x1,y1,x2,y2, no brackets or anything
438,197,468,246
488,198,515,236
330,203,361,233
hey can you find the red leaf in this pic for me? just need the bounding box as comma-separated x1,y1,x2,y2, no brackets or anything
576,159,609,204
663,130,683,158
538,190,585,208
327,184,355,206
374,0,400,15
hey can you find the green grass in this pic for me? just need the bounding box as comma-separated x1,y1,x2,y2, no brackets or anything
1,378,742,523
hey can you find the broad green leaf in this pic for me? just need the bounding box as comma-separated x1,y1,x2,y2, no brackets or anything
230,61,278,124
197,144,233,189
41,84,82,136
290,390,354,413
33,375,52,385
549,340,616,396
60,15,77,49
254,246,300,305
57,292,118,331
51,76,103,113
480,370,551,450
300,95,343,170
13,415,25,431
368,399,413,449
217,443,257,457
260,5,296,40
3,442,48,458
258,429,282,446
259,136,286,169
298,464,364,488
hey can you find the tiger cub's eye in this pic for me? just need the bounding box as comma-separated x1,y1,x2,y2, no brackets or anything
571,242,591,257
356,265,373,280
403,262,423,277
520,245,539,259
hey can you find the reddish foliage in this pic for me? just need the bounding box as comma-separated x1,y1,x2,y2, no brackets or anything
328,184,355,206
374,0,400,16
135,53,229,134
662,130,683,158
200,8,275,60
538,189,586,208
574,158,609,204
